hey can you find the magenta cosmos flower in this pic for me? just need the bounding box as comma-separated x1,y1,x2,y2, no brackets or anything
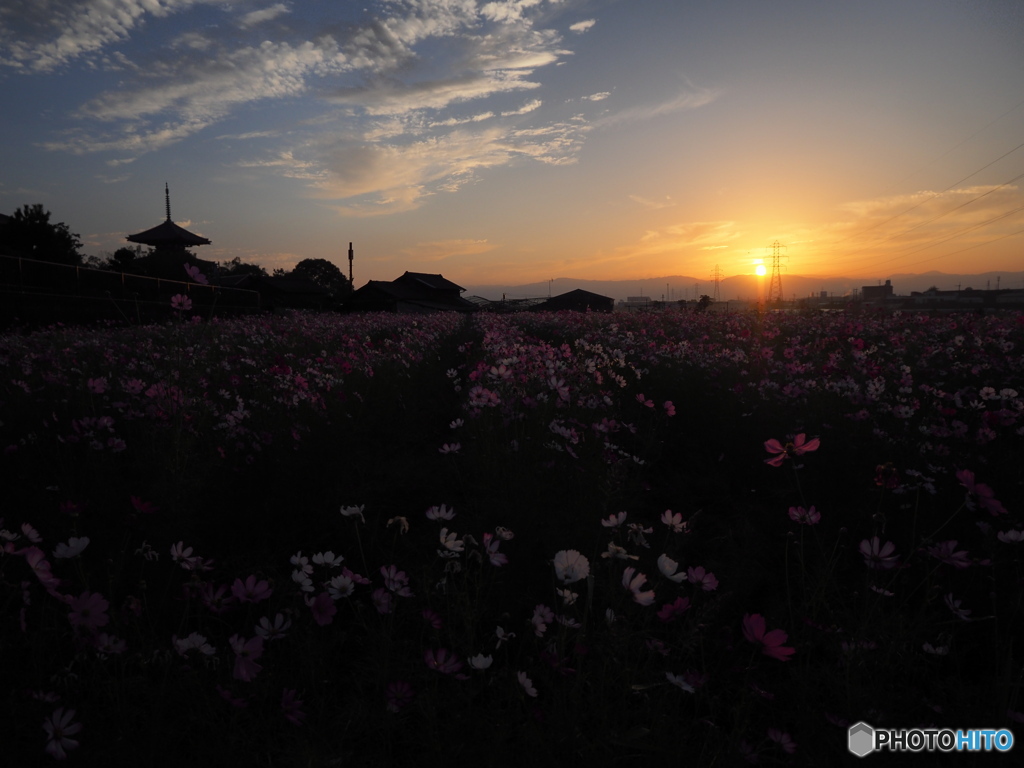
229,635,264,682
742,613,795,661
424,648,463,675
764,433,820,466
68,591,110,632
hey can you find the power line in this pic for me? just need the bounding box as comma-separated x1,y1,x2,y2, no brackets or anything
854,139,1024,245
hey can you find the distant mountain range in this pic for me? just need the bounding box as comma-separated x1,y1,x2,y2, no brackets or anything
463,271,1024,303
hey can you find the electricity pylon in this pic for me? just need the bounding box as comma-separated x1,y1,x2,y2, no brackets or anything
766,241,786,304
711,264,723,303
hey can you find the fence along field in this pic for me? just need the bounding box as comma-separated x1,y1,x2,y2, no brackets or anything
2,306,1022,765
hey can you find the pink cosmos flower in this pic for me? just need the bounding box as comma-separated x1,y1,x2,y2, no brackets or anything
636,393,654,408
380,564,413,596
184,262,208,285
483,533,508,566
21,546,62,595
657,596,691,623
742,613,795,661
601,511,627,528
217,685,249,708
859,536,899,569
421,609,443,629
424,648,462,675
687,565,719,591
788,506,821,525
622,567,656,605
764,433,821,466
531,604,554,637
425,504,455,521
385,681,414,713
86,377,108,394
660,509,686,533
170,294,192,311
518,671,538,697
372,587,394,614
956,469,1008,515
927,540,971,569
768,727,797,754
309,591,337,625
130,496,158,514
200,583,235,614
43,707,82,760
68,591,110,632
281,688,306,726
663,401,676,416
231,575,273,604
229,634,264,682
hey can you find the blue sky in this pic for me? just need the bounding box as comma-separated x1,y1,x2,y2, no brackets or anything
1,0,1022,287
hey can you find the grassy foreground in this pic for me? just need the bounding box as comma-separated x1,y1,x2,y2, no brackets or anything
2,306,1023,766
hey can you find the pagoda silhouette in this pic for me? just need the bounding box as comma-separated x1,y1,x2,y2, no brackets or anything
124,184,216,281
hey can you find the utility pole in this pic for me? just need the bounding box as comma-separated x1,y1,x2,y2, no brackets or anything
347,242,354,287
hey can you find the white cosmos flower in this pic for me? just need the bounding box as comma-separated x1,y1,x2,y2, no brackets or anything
340,504,366,523
312,551,344,567
517,671,537,697
553,549,590,585
657,554,686,583
53,537,90,559
468,654,493,670
439,528,464,553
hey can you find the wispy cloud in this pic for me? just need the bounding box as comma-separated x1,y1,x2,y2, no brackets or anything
629,194,675,210
9,0,610,215
502,98,542,116
401,239,497,261
239,3,291,29
596,84,719,128
0,0,220,72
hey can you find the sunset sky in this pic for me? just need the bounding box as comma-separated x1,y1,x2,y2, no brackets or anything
1,0,1022,288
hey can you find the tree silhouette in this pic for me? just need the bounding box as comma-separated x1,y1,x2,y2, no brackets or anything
220,256,267,277
0,204,83,265
108,247,140,272
292,258,350,297
696,294,713,312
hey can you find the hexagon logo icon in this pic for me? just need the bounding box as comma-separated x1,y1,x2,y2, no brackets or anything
848,721,875,757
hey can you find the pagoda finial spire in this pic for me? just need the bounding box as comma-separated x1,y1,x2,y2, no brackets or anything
165,182,171,222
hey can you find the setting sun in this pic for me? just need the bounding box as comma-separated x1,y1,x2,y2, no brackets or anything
756,264,767,277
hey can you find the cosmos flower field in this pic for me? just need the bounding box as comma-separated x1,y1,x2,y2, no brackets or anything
2,306,1023,765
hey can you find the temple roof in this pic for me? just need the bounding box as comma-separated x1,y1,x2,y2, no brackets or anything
125,183,211,248
126,219,211,247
